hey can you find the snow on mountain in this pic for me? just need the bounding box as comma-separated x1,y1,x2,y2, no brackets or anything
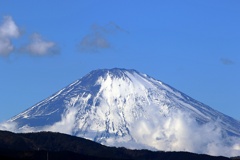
1,68,240,156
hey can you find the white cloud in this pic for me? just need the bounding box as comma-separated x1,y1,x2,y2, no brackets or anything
0,16,20,56
18,111,240,156
22,33,58,56
0,16,20,38
43,106,78,134
0,38,14,55
0,101,79,135
0,16,59,57
0,121,18,132
129,111,240,157
1,108,240,157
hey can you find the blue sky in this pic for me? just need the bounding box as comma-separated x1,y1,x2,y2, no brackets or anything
0,0,239,121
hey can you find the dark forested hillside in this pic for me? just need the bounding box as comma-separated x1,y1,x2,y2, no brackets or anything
0,130,232,160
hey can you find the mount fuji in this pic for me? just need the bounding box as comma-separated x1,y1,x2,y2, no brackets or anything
3,68,240,156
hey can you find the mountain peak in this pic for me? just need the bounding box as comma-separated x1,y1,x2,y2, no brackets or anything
79,68,145,90
4,68,240,157
85,68,139,79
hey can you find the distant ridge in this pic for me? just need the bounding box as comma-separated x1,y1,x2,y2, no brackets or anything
0,130,231,160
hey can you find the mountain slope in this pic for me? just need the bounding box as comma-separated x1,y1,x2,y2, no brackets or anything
3,68,240,156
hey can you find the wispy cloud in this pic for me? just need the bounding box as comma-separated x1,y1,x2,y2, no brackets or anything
21,33,59,56
79,22,127,53
0,16,20,56
220,58,235,65
79,32,110,53
108,22,129,34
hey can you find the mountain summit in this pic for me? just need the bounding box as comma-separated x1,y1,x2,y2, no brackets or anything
5,68,240,156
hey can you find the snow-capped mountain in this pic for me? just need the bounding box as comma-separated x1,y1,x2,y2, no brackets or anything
5,68,240,156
